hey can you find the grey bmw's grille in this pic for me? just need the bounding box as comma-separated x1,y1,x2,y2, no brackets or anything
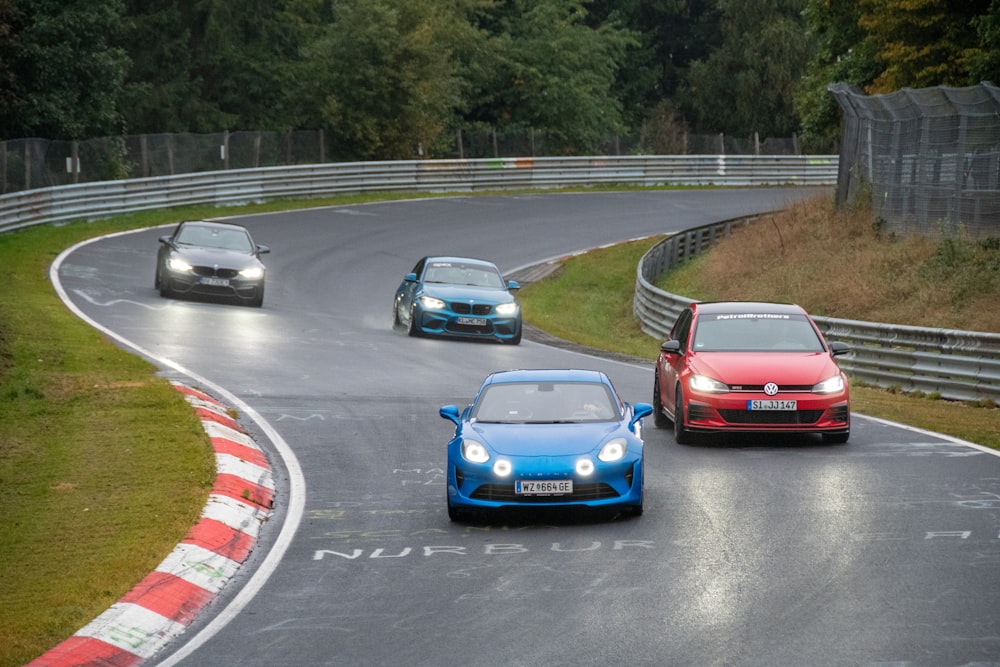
192,266,239,279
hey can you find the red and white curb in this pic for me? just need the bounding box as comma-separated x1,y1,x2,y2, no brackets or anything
27,383,273,667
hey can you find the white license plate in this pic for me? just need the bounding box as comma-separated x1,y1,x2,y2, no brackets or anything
456,316,486,326
515,480,573,495
748,400,797,410
201,277,230,287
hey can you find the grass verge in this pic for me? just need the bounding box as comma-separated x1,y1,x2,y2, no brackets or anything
517,193,1000,450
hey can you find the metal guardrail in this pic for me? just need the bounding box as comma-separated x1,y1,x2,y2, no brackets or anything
633,220,1000,405
0,155,837,234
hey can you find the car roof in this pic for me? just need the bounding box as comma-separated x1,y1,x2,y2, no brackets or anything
483,369,611,385
424,256,498,268
691,301,808,316
180,220,249,231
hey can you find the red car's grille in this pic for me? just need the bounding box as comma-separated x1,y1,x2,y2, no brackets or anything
718,409,824,425
727,385,814,392
470,483,619,502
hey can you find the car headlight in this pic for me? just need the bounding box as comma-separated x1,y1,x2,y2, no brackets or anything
813,374,845,394
239,266,264,279
689,374,729,394
493,459,512,477
461,439,490,463
495,302,518,315
598,438,627,462
576,459,595,476
167,257,192,272
419,295,446,310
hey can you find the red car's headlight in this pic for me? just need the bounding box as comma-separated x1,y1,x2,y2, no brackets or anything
689,374,729,394
813,375,846,394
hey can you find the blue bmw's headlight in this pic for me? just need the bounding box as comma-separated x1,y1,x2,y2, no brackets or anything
495,302,518,315
419,295,446,309
461,439,489,463
239,266,264,279
168,257,192,272
813,374,845,394
598,438,627,462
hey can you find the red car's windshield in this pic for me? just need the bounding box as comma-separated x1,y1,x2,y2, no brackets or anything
692,313,825,352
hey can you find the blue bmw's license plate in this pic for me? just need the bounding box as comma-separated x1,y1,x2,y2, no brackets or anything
456,316,486,326
516,480,573,495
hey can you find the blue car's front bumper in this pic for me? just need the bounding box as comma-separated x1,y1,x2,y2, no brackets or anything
414,305,521,342
447,455,643,512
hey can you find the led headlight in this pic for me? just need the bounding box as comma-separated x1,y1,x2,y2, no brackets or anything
495,302,518,315
239,266,264,279
167,257,193,272
493,459,512,477
598,438,627,462
461,439,489,463
575,459,595,476
689,374,729,394
419,295,446,310
813,374,845,394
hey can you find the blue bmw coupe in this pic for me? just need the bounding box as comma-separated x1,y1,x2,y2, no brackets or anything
441,369,653,521
393,256,522,344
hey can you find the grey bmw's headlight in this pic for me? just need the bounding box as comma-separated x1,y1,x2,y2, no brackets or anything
813,375,845,394
495,302,518,315
239,266,264,279
419,295,446,309
168,257,192,272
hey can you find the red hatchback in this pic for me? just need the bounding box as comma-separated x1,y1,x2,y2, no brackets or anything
653,302,851,444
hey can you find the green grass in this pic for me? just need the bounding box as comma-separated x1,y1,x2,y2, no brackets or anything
2,187,998,666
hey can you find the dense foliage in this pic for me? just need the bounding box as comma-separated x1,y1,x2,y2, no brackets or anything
0,0,997,156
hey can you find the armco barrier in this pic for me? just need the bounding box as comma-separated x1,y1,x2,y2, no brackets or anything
633,220,1000,405
0,155,837,233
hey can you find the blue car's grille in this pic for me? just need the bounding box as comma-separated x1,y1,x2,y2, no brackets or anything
452,302,492,315
718,409,824,425
470,483,619,502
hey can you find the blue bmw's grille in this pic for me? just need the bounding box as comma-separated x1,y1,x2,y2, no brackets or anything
452,302,492,315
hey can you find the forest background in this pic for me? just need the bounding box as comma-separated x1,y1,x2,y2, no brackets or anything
0,0,998,161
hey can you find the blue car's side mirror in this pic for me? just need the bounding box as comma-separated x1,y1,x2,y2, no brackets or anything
440,405,461,427
629,402,653,430
405,272,418,282
507,280,520,291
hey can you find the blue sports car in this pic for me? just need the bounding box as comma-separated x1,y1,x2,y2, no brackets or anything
440,369,653,520
393,256,522,344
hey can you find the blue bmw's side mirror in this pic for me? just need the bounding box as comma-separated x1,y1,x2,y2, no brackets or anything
405,272,418,282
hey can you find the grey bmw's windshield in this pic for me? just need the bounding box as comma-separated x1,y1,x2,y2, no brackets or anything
693,313,825,352
472,381,619,423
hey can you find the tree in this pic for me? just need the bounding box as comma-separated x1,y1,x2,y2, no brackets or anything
0,0,128,140
306,0,477,160
682,0,813,138
859,0,993,92
473,0,636,154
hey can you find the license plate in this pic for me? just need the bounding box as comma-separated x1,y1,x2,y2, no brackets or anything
748,399,797,410
515,480,573,495
456,316,487,326
201,277,230,287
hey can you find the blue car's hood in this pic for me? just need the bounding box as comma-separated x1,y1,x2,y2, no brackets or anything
467,422,622,456
422,283,510,303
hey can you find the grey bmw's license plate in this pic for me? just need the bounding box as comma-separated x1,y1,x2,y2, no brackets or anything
456,317,486,326
201,277,230,287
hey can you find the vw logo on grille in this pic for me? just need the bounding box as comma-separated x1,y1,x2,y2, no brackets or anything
763,382,779,396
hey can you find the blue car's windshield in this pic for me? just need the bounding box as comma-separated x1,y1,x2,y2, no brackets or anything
472,381,619,423
423,261,504,288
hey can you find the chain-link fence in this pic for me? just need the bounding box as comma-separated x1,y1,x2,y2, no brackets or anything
829,82,1000,239
0,127,804,195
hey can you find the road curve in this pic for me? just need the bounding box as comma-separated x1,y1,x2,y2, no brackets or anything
53,190,1000,667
